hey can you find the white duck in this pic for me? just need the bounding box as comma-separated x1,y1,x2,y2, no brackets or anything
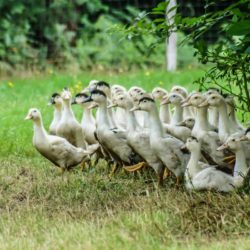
56,88,86,149
184,137,235,192
199,94,241,143
224,94,244,131
72,93,97,145
218,135,249,187
25,108,97,172
204,88,220,129
171,85,193,118
83,89,143,169
131,96,190,185
152,87,171,124
164,93,184,125
48,93,63,135
110,84,127,129
182,93,215,139
128,86,148,128
111,93,165,184
182,92,233,166
160,94,192,142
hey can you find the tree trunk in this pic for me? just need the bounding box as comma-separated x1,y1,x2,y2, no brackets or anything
166,0,177,71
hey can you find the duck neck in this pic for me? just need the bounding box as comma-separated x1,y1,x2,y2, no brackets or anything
62,100,74,119
159,104,171,124
53,106,62,121
83,107,95,124
194,107,210,131
148,106,164,138
172,104,183,124
97,102,110,128
234,146,248,177
218,102,231,134
208,107,219,127
125,107,139,132
186,145,201,178
33,118,47,140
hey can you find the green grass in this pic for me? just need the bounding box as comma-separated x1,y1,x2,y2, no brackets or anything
1,69,250,249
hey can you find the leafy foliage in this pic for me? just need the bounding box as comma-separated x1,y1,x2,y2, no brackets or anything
0,1,173,72
124,0,250,117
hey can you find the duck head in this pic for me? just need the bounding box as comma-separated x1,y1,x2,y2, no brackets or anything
82,89,107,106
199,94,224,108
128,86,145,102
182,93,205,108
72,93,90,106
204,88,221,98
130,95,155,112
152,87,168,100
161,93,183,106
185,136,200,152
25,108,41,121
217,136,242,151
48,93,62,108
61,88,72,101
171,85,188,98
177,117,195,129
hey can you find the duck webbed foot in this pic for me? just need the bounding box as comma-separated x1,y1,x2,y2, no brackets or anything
163,168,172,179
80,161,86,171
223,155,235,165
175,176,183,187
123,162,146,172
109,163,119,179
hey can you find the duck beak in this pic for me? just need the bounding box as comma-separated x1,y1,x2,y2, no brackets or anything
217,144,227,151
81,87,90,94
82,96,93,103
180,98,188,105
24,114,32,120
107,103,117,109
160,98,170,105
177,121,185,126
239,135,248,141
130,106,140,112
181,102,191,107
88,102,98,110
198,100,209,108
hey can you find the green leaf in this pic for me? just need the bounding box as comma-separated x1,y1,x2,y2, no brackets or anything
227,20,250,36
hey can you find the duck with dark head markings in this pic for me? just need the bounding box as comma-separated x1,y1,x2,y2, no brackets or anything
111,92,165,182
56,88,87,149
48,93,63,135
82,89,144,176
72,92,97,145
131,96,190,186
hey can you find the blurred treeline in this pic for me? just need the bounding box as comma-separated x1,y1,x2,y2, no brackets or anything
0,0,196,73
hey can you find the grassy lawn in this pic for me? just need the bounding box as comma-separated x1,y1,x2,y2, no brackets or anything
0,69,250,249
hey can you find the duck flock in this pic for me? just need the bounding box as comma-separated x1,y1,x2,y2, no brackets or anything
25,80,250,192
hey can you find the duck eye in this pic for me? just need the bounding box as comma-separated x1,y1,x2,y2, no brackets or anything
194,97,198,99
212,97,215,99
232,139,235,142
